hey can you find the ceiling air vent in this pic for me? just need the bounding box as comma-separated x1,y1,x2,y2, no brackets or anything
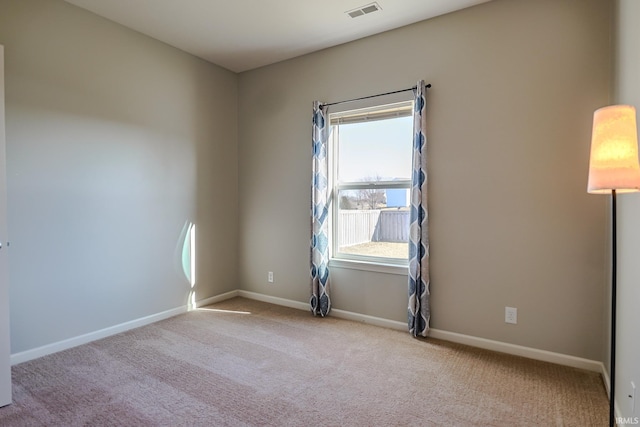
346,2,382,19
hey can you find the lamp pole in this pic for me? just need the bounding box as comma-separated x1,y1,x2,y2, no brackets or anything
586,104,640,427
610,189,617,427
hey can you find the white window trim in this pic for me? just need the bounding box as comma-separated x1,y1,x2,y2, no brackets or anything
329,258,409,276
327,99,413,273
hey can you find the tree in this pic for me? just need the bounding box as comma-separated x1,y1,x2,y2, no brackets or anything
356,175,385,209
339,194,356,209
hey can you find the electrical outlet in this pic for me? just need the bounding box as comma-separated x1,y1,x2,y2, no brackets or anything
505,307,517,324
268,271,274,283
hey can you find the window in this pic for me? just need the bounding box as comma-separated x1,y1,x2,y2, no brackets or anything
328,101,414,271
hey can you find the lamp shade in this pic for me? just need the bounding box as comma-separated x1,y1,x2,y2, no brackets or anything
587,104,640,194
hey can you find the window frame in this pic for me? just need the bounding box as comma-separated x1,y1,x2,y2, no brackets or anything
327,100,413,275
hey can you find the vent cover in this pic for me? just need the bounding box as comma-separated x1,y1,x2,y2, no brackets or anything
346,2,382,18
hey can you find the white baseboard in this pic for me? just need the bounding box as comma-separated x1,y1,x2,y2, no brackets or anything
10,290,242,365
196,290,239,308
427,328,604,373
11,305,187,365
332,307,407,330
238,290,309,311
239,290,407,330
10,289,606,380
600,365,623,421
10,290,247,365
602,364,610,395
237,290,604,374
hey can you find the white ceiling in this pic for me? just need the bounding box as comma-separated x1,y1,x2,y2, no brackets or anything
64,0,492,73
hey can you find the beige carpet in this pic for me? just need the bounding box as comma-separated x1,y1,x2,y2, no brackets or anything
0,297,608,426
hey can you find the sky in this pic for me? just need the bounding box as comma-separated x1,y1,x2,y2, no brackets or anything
336,116,413,183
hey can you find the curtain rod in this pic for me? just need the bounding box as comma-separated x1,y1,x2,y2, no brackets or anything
320,83,431,108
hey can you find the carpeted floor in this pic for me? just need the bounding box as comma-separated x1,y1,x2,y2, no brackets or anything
0,297,608,426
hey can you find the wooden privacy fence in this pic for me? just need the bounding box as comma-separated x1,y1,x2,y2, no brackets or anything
338,209,410,246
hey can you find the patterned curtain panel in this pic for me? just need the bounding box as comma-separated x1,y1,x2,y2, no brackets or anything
408,80,430,337
310,101,331,317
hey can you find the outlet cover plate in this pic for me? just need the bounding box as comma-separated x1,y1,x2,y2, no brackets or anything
505,307,517,324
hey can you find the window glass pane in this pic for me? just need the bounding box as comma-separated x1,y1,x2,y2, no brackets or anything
336,189,409,260
336,116,413,183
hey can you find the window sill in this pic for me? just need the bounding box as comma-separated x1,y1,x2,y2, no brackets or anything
329,258,408,276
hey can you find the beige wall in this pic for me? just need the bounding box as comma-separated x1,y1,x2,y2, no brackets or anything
0,0,615,363
613,0,640,418
238,0,611,360
0,45,12,406
0,0,238,353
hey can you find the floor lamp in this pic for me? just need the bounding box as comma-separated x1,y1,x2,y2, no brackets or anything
587,104,640,427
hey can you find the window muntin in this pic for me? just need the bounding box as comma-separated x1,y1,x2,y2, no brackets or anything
329,101,413,266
